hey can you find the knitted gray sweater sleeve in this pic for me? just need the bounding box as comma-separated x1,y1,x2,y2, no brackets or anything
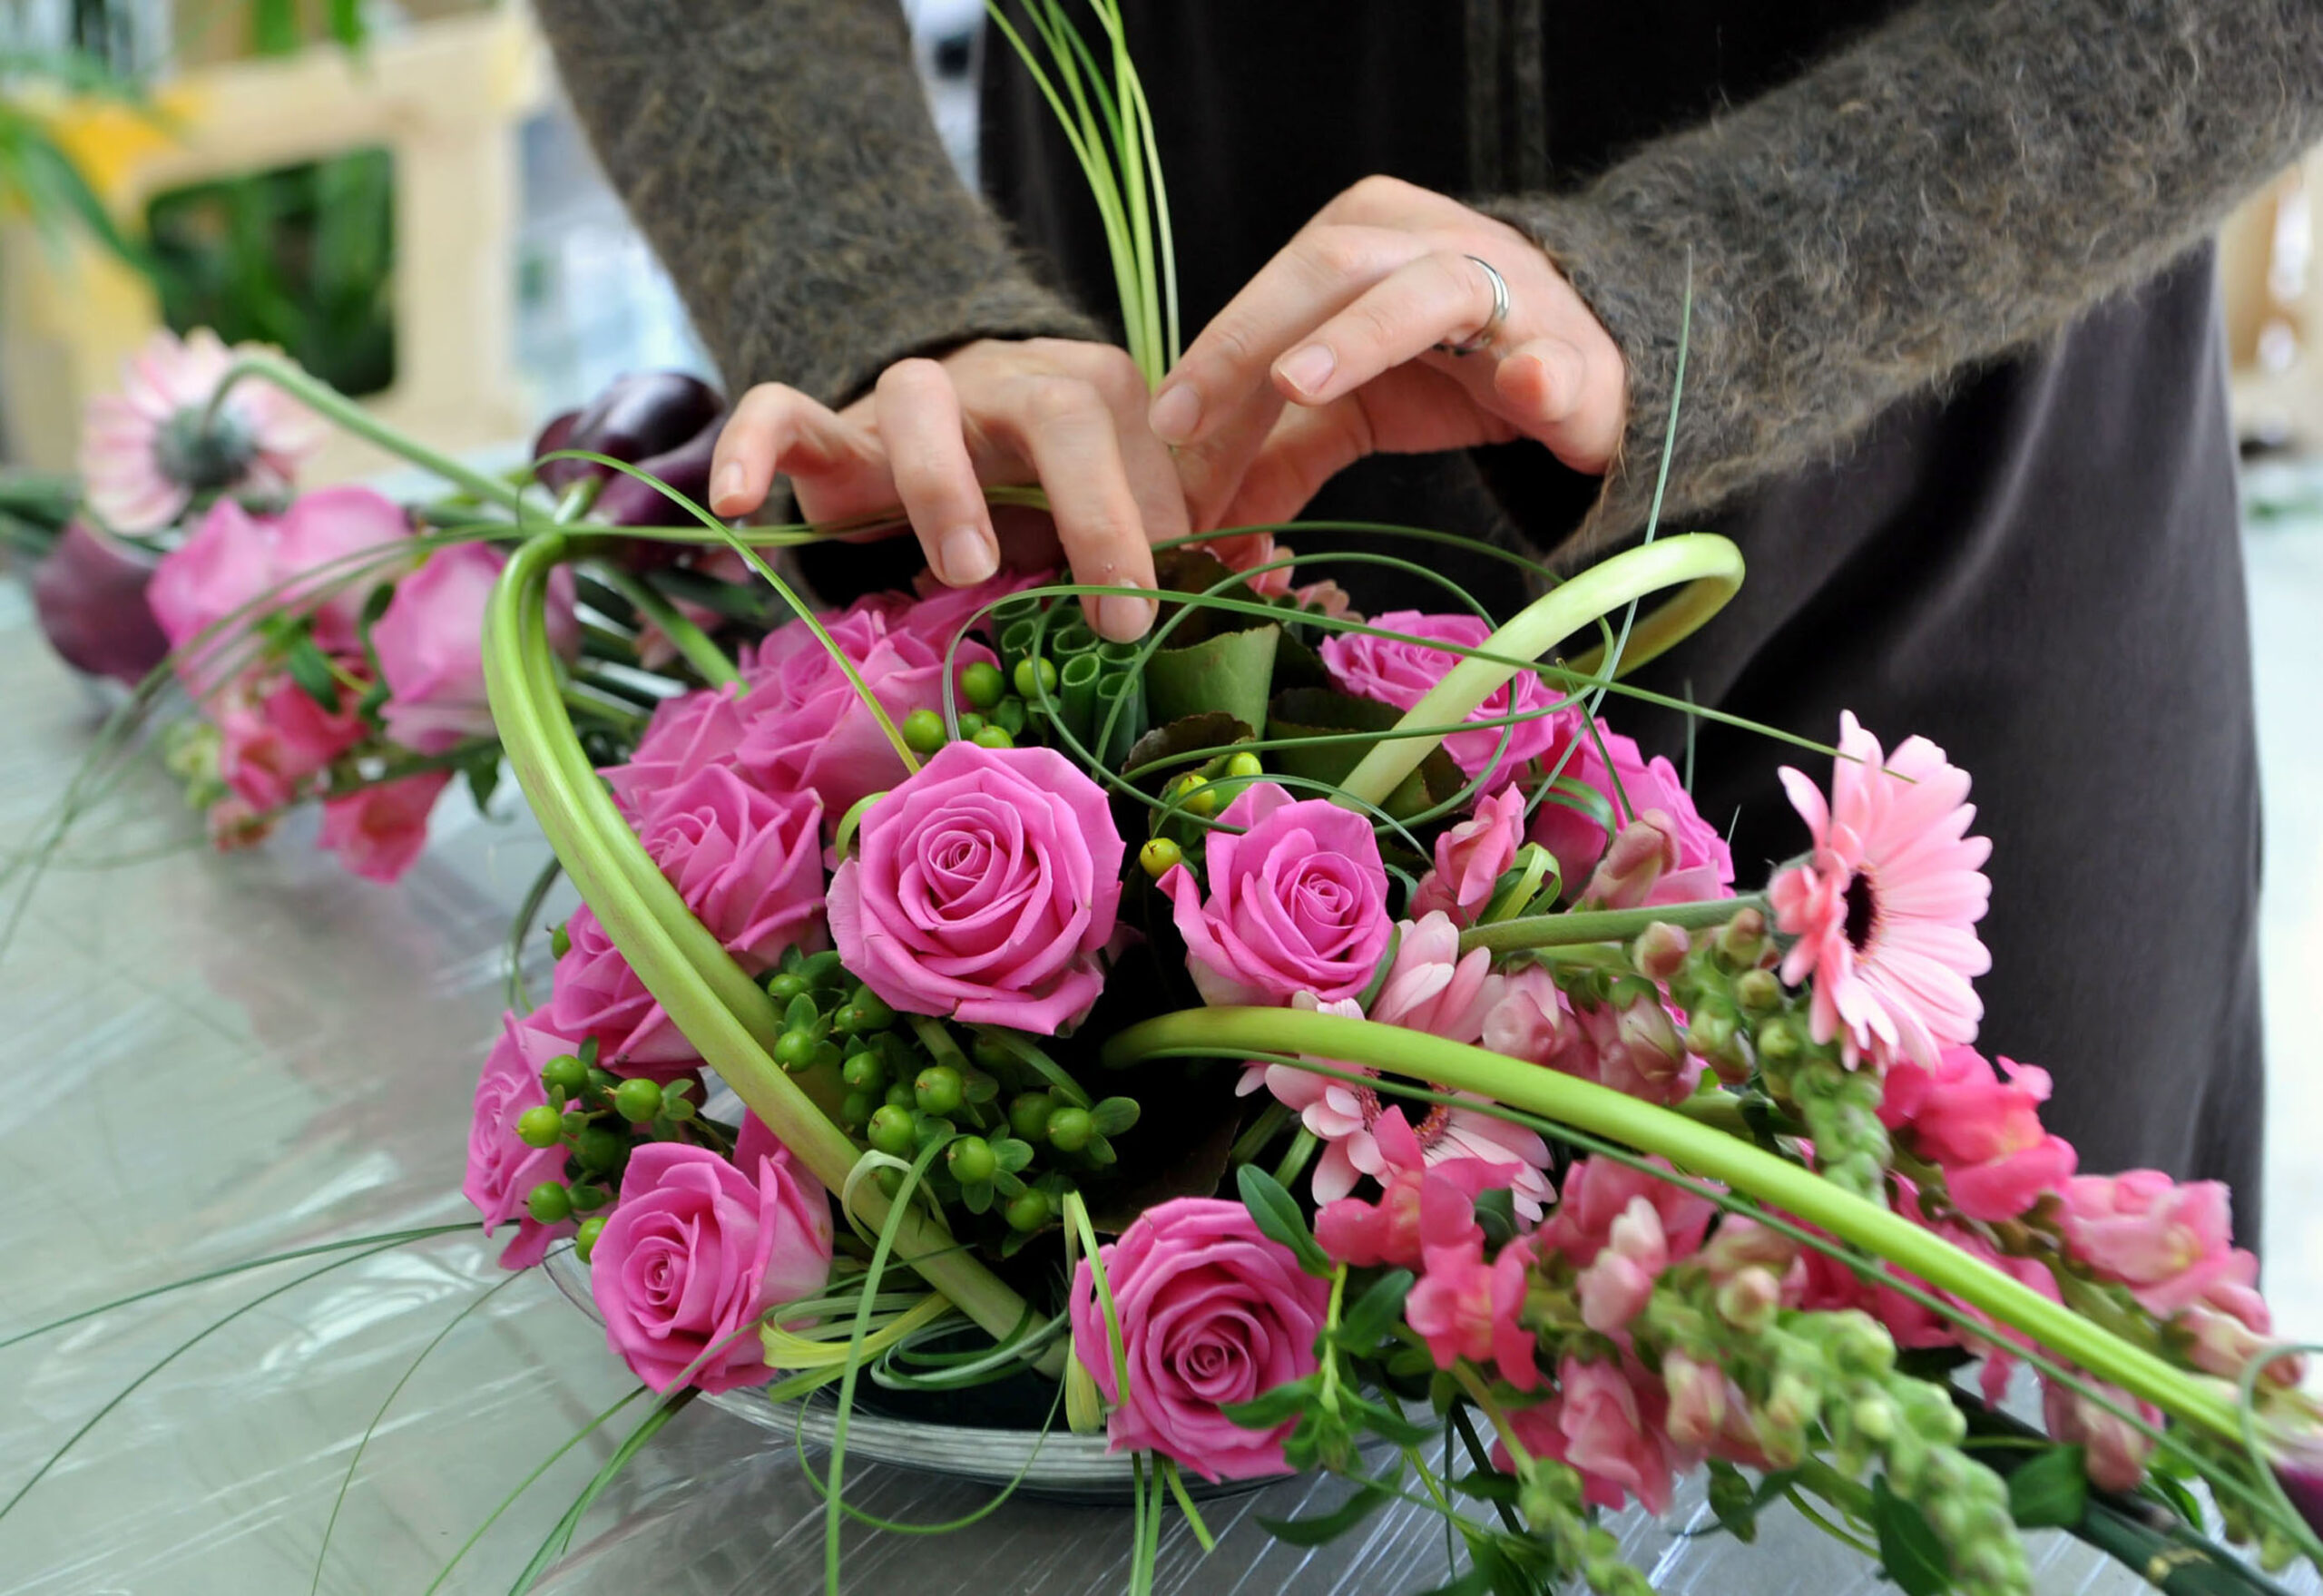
1484,0,2323,549
531,0,1097,405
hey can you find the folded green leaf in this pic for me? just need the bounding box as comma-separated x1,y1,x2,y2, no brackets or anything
1143,622,1279,737
2006,1444,2089,1530
1871,1475,1953,1596
1267,687,1465,821
1236,1162,1332,1278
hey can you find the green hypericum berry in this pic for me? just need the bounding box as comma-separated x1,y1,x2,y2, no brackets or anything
1007,1092,1055,1141
1045,1105,1093,1153
1138,837,1182,878
914,1064,965,1116
774,1028,819,1071
1004,1189,1052,1232
885,1082,916,1111
830,1004,867,1035
525,1180,573,1224
841,1050,887,1092
840,1090,877,1127
947,1135,998,1184
971,725,1014,750
867,1104,916,1157
539,1053,588,1099
765,971,809,1003
574,1125,627,1171
612,1077,663,1124
961,660,1005,709
901,707,948,754
573,1214,607,1264
567,1181,612,1212
1177,779,1219,818
1013,656,1057,699
549,921,572,960
1226,750,1264,779
848,987,896,1030
515,1104,565,1149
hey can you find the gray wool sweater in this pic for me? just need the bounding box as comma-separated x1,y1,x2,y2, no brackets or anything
534,0,2323,554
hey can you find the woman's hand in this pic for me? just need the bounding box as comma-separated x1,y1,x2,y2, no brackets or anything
1149,175,1627,531
709,338,1185,641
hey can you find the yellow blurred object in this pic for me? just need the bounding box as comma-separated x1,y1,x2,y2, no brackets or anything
2221,149,2323,454
0,8,545,483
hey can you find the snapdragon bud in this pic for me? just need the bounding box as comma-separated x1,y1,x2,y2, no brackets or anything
1715,1266,1783,1336
1731,967,1782,1013
1632,921,1691,982
1582,813,1677,909
1715,906,1771,969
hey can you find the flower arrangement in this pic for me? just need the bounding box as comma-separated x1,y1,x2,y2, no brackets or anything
9,7,2322,1596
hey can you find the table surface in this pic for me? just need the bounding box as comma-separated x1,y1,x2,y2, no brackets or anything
2,522,2318,1596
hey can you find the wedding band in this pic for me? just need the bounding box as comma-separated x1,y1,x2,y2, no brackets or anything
1435,255,1510,357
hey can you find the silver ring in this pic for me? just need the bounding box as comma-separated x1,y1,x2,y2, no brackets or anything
1435,255,1510,357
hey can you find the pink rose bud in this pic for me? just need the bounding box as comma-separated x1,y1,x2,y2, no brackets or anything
1583,812,1679,908
1410,786,1525,926
464,1007,584,1269
375,541,577,754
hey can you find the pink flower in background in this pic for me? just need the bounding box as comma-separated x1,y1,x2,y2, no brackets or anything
829,741,1123,1033
268,486,416,651
148,499,283,692
546,907,701,1077
78,328,322,534
375,542,579,754
1313,1111,1520,1270
464,1007,581,1270
1879,1046,2075,1223
1540,1158,1715,1271
603,685,749,819
737,597,999,820
1162,782,1391,1005
1410,786,1525,925
1575,1197,1673,1336
318,769,450,884
1484,967,1701,1108
1202,531,1295,598
1320,611,1571,786
638,767,826,971
1769,712,1991,1072
214,677,365,813
1068,1198,1331,1482
2043,1378,2160,1493
590,1141,834,1395
1291,578,1357,621
1528,720,1732,906
1556,1357,1683,1516
2058,1170,2251,1316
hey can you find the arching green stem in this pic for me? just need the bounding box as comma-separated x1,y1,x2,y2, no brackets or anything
1458,894,1769,956
1340,534,1744,808
1100,1005,2245,1442
206,357,524,512
482,533,1048,1364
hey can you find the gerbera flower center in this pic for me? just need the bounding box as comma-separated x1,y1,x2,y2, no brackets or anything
155,406,258,494
1353,1076,1453,1146
1842,868,1879,952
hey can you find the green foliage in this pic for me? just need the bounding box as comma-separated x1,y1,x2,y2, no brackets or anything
2005,1445,2090,1531
1235,1162,1332,1278
1870,1475,1954,1596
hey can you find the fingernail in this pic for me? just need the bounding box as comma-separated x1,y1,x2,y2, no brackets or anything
1277,344,1336,397
1149,384,1201,444
939,526,997,585
1096,592,1155,641
711,462,747,509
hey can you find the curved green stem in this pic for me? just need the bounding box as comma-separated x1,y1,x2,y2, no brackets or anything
206,357,524,512
586,563,740,688
1458,894,1769,956
1100,1006,2244,1442
1340,533,1744,808
482,533,1048,1366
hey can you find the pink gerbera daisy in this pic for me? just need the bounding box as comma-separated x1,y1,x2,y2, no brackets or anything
1768,711,1992,1072
78,329,323,534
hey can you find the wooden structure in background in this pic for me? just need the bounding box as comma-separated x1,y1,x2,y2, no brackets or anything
0,6,545,484
2223,149,2323,455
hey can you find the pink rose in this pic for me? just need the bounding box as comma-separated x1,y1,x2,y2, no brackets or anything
374,542,579,754
2058,1170,2248,1316
638,767,826,972
1320,611,1570,786
590,1141,835,1395
269,486,417,651
1161,781,1392,1005
215,675,367,812
464,1007,580,1269
545,906,701,1076
148,499,280,693
1529,720,1733,906
1410,786,1525,924
736,597,1000,820
318,769,450,883
602,684,749,819
1069,1197,1331,1481
1879,1046,2076,1223
828,741,1123,1034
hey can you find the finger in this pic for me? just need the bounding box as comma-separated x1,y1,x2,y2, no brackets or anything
1038,341,1191,555
1211,394,1375,534
1269,250,1500,406
1148,223,1414,447
710,384,880,518
874,358,1001,586
1493,333,1625,475
994,376,1158,641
